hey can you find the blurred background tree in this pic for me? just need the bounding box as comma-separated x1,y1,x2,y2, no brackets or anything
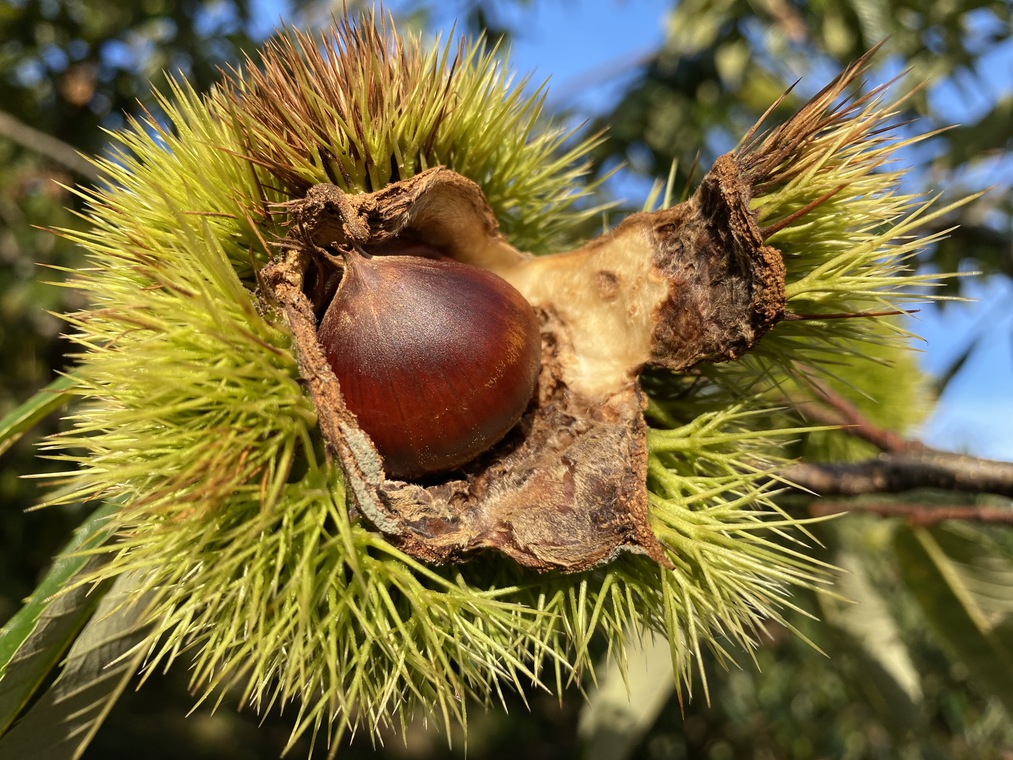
1,0,1011,758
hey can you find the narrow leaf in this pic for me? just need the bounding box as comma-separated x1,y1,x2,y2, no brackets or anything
0,375,75,458
894,523,1013,714
577,635,676,760
0,502,118,734
934,331,981,396
819,550,923,732
0,571,152,760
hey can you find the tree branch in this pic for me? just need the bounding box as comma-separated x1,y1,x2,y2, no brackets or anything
780,376,1013,499
810,499,1013,526
790,377,923,453
783,452,1013,498
0,109,100,182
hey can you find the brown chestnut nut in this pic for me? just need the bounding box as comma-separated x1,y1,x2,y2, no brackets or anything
318,246,541,480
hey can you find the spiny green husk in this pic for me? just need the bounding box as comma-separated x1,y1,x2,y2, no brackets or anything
224,15,608,255
47,11,954,754
738,54,969,374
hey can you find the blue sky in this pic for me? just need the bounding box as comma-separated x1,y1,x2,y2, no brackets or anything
258,0,1013,460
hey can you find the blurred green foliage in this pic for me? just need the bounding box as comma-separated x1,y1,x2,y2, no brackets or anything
0,0,307,654
585,0,1012,291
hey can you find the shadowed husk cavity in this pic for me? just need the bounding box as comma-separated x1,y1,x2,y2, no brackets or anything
50,10,954,754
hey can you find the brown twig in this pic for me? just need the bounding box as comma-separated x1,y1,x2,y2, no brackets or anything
810,499,1013,526
791,375,922,453
782,452,1013,499
0,108,100,182
780,374,1013,501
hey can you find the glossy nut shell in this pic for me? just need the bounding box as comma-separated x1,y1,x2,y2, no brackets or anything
318,248,541,479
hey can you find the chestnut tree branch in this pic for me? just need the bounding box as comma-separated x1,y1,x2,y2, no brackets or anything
810,500,1013,526
782,453,1013,499
791,373,923,453
780,375,1013,499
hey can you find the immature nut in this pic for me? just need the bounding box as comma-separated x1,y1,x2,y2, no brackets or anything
317,246,541,479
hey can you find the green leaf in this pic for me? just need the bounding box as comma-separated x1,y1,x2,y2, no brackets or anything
577,635,676,760
819,549,923,733
894,523,1013,714
0,374,75,458
933,331,981,397
0,570,151,760
0,503,117,734
943,94,1013,166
